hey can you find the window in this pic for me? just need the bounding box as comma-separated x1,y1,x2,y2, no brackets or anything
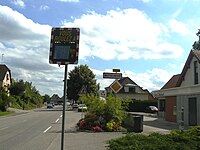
194,61,198,84
6,74,9,80
159,99,165,111
129,87,135,93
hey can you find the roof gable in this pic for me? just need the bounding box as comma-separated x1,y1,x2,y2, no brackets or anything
161,74,180,89
118,77,138,86
176,50,200,86
161,50,200,90
0,64,11,81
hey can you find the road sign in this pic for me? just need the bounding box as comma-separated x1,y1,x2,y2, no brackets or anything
113,69,120,72
110,80,123,93
49,27,80,65
103,72,122,79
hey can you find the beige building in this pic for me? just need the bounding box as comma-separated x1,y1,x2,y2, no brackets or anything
0,64,11,95
106,77,154,100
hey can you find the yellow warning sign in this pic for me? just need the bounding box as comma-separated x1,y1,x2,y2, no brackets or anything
110,80,122,93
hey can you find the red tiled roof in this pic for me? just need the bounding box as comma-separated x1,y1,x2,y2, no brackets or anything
161,74,180,89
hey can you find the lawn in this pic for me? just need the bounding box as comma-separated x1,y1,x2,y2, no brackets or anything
0,111,14,116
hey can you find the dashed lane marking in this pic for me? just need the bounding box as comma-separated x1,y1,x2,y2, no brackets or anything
43,126,52,133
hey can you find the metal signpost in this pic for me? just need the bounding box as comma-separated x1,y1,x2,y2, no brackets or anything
49,27,80,150
103,69,122,93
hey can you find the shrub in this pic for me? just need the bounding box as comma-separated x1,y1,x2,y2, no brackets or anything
108,127,200,150
128,99,158,112
106,120,120,132
77,94,130,132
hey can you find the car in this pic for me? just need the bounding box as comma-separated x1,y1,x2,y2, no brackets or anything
145,106,158,113
78,104,87,112
47,103,53,108
72,103,79,109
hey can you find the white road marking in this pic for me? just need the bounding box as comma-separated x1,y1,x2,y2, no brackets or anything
0,127,8,130
55,118,59,123
43,126,52,133
60,115,62,118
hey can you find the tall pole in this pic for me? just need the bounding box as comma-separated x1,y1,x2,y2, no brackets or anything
1,54,4,64
61,64,68,150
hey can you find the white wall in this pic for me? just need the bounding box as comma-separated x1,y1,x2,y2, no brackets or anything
181,57,200,87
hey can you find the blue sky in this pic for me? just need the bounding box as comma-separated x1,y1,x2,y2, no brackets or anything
0,0,200,96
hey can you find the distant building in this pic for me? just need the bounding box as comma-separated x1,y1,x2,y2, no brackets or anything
106,77,154,100
153,50,200,127
0,64,11,95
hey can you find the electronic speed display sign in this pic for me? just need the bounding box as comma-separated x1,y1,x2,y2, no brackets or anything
49,27,80,65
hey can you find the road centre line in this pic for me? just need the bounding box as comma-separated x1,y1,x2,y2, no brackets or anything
0,127,8,131
43,126,52,133
55,118,59,123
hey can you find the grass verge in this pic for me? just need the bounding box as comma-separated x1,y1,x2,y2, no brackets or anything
0,111,14,116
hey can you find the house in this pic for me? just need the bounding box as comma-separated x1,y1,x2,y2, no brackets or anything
106,77,154,100
153,50,200,127
0,64,11,95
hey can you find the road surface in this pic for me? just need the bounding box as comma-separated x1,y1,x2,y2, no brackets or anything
0,106,178,150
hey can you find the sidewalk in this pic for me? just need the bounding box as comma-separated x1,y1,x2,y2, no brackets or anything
7,107,30,115
48,111,180,150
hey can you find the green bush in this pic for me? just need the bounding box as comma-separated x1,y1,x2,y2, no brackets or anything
108,126,200,150
77,94,130,131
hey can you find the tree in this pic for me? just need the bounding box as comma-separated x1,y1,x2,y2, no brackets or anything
192,29,200,50
9,79,43,109
9,79,25,96
67,65,99,102
43,94,50,103
0,90,13,111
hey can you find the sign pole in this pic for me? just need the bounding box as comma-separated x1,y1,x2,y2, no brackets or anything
61,64,68,150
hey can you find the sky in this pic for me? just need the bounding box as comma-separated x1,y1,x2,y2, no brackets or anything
0,0,200,97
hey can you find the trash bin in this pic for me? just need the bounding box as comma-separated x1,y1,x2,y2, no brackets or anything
123,113,143,133
132,115,143,133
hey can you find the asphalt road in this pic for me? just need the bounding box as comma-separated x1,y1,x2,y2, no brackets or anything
0,106,179,150
0,106,65,150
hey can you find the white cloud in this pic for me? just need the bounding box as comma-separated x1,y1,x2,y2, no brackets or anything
169,19,190,35
0,5,57,95
11,0,25,8
62,9,184,61
40,5,50,11
137,0,152,3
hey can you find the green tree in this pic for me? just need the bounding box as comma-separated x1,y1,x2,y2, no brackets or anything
43,94,50,103
67,65,99,102
9,79,43,109
9,79,25,96
0,91,13,111
192,29,200,50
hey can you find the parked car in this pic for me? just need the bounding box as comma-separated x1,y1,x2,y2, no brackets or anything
78,104,87,112
145,106,158,113
47,103,53,108
72,103,79,109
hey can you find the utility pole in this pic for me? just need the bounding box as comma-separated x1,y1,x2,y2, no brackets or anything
1,54,4,64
